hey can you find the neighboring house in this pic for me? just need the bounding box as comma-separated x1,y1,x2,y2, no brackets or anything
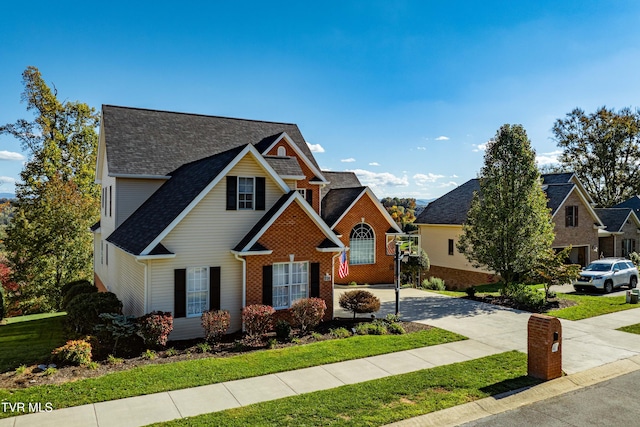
415,173,605,288
614,196,640,217
595,208,640,258
93,105,399,339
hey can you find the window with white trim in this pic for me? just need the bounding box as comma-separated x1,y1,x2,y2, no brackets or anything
296,188,306,198
350,223,375,265
277,146,286,156
187,266,209,317
238,177,254,210
273,261,308,309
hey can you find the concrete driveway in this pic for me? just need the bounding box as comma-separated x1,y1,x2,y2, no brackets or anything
335,286,640,375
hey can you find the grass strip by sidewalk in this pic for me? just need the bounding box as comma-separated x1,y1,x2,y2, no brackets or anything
618,323,640,334
0,327,464,418
149,351,538,427
0,313,67,373
548,294,634,320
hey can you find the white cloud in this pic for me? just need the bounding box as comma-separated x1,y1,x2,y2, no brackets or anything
0,151,25,161
341,158,356,163
439,181,458,188
536,150,562,165
348,169,409,188
416,146,427,150
369,162,380,166
472,143,488,152
306,142,325,153
413,173,445,186
0,176,16,184
435,136,450,141
451,174,459,178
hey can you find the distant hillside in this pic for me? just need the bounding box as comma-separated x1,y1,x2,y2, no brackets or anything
415,198,436,206
0,193,15,199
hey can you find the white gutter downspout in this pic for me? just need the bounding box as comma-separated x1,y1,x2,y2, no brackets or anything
234,253,247,309
135,258,149,315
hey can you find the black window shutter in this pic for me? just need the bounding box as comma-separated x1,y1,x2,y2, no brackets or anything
565,207,570,227
174,269,187,318
575,206,578,227
310,262,320,298
306,188,313,206
256,177,266,210
227,176,237,210
210,267,221,311
262,265,273,305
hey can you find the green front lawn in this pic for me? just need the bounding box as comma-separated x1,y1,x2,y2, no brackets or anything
0,312,67,373
617,323,640,334
150,351,538,427
0,327,464,418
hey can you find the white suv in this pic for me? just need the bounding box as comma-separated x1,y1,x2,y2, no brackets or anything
573,258,638,293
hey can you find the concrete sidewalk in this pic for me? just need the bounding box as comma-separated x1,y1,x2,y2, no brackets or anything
0,339,503,427
3,290,640,427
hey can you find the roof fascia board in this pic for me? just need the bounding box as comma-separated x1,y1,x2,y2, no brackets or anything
569,174,595,205
329,187,402,233
239,192,344,252
141,144,291,255
109,174,171,180
281,175,307,180
135,253,177,260
261,132,327,183
230,250,274,256
316,247,343,252
95,111,106,184
417,223,463,228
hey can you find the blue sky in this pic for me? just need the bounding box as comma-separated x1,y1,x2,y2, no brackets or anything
1,1,640,200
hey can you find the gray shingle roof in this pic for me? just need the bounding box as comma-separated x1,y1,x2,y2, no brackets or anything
321,187,366,227
102,105,320,177
415,174,577,225
614,196,640,215
320,171,362,200
107,145,245,255
594,208,631,233
264,156,304,178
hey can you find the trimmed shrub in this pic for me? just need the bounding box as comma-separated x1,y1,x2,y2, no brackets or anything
62,281,98,309
275,320,292,342
66,292,123,334
422,277,446,291
137,311,174,347
387,322,406,335
290,297,326,334
61,279,93,297
355,322,387,335
242,304,275,337
95,313,138,354
201,310,230,344
501,283,545,311
52,339,92,366
339,290,381,319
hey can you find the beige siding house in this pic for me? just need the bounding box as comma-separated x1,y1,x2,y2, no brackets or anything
415,173,607,289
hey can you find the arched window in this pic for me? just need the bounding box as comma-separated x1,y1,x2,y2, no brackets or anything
350,223,374,265
277,146,286,156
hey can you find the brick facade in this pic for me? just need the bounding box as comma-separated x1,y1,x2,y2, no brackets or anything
427,265,500,290
552,190,599,265
266,142,321,213
527,314,562,380
244,200,335,320
332,193,395,285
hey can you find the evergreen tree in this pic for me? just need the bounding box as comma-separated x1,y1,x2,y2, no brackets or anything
457,124,554,285
0,66,99,313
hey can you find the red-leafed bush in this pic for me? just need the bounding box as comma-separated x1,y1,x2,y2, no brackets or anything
290,298,326,334
242,304,275,337
52,339,92,366
201,310,231,343
137,311,174,347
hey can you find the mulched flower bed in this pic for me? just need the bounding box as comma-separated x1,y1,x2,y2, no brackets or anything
465,294,578,312
0,319,431,390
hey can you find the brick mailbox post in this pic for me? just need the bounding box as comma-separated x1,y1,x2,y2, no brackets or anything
527,313,562,380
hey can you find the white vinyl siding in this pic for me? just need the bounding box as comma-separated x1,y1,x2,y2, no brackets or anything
148,156,285,339
116,178,166,228
112,246,146,317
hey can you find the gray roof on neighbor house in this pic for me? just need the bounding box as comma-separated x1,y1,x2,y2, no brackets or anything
107,145,245,255
264,156,304,178
321,187,367,227
614,196,640,215
102,105,320,177
320,171,362,200
415,174,577,225
594,208,632,233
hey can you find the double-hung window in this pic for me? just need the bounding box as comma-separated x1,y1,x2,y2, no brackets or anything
565,206,578,227
623,239,636,257
238,177,254,210
187,267,209,317
272,261,308,309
